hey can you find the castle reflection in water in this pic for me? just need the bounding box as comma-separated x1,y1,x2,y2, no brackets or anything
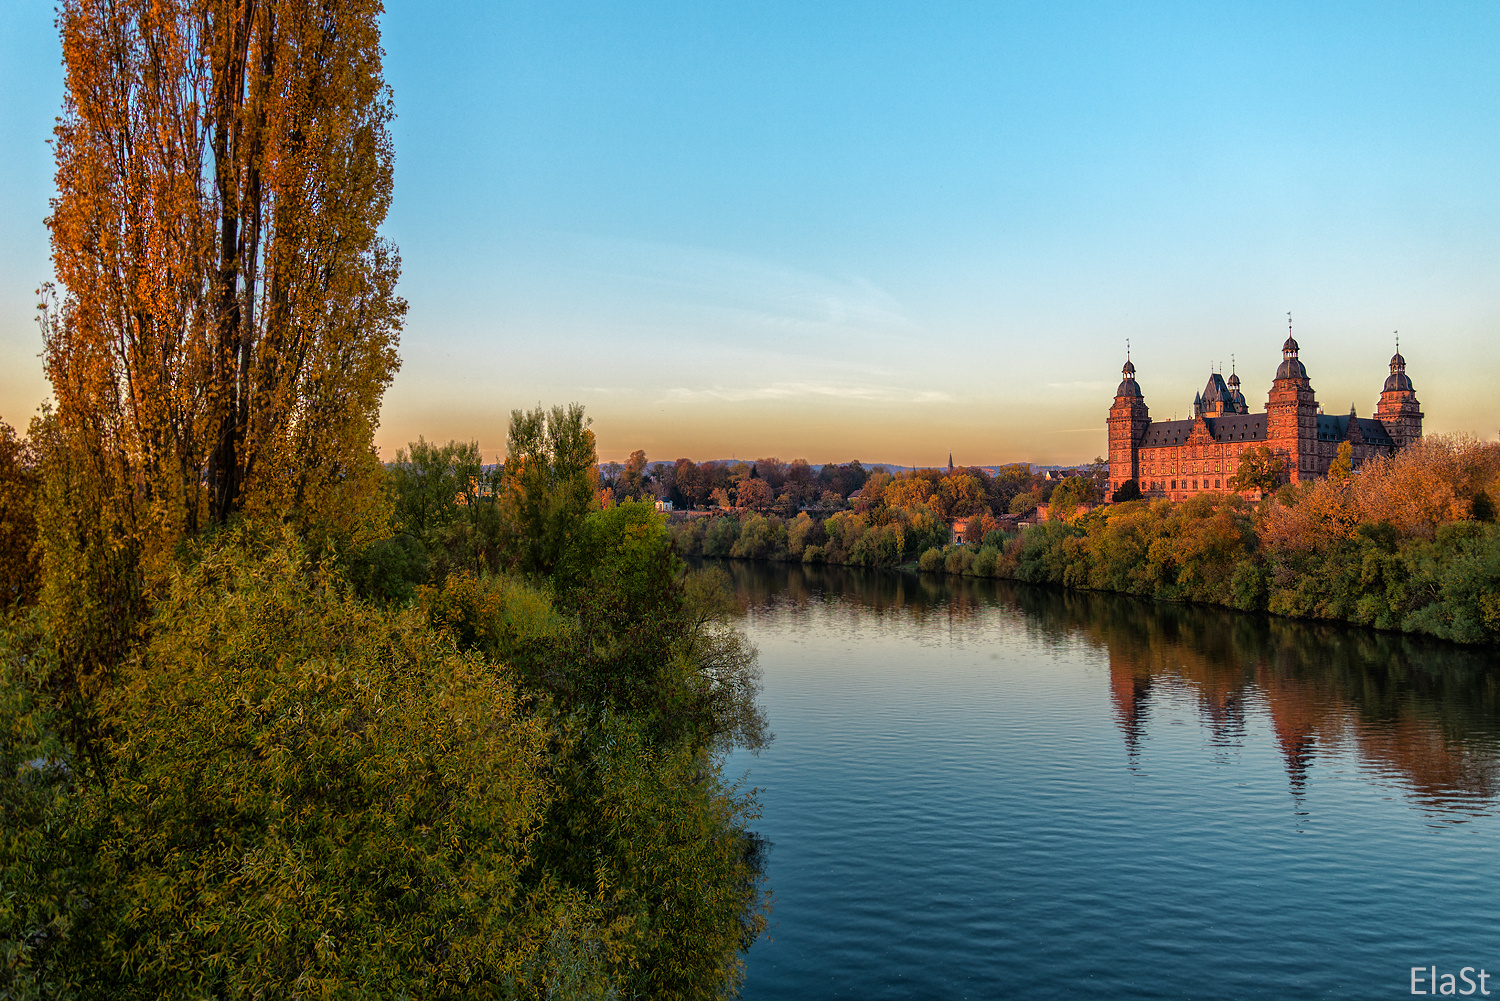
712,559,1500,815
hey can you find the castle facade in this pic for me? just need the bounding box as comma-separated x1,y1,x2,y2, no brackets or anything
1107,335,1422,501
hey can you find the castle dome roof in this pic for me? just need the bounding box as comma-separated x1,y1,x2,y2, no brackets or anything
1276,356,1308,380
1116,358,1142,398
1383,347,1413,393
1276,335,1307,381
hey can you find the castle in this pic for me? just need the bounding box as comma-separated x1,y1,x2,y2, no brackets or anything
1107,333,1422,501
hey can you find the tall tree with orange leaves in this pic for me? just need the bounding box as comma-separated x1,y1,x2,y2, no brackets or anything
42,0,403,562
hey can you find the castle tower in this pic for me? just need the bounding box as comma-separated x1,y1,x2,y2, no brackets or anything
1265,331,1319,482
1108,355,1151,496
1226,365,1248,413
1374,344,1423,450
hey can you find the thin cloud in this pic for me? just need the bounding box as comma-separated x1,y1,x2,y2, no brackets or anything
555,233,920,345
663,381,952,405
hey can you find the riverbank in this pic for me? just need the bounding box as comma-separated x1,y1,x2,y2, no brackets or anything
670,435,1500,646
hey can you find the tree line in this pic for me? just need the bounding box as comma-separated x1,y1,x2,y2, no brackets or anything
604,453,1108,519
660,461,1106,569
922,436,1500,645
658,436,1500,646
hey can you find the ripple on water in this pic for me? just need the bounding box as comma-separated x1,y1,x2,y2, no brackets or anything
723,564,1500,1000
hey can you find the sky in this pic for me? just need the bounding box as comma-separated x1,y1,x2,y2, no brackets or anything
2,1,1498,466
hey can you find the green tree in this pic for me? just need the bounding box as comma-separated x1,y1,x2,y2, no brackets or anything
504,404,598,578
1009,490,1041,516
0,417,40,608
1048,476,1097,516
1229,445,1287,494
616,449,649,500
383,437,505,581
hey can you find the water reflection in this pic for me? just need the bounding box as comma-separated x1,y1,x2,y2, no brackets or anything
709,559,1500,815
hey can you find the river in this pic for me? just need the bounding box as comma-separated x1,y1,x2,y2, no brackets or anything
719,561,1500,999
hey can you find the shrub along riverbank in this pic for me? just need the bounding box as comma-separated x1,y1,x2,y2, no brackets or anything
670,436,1500,646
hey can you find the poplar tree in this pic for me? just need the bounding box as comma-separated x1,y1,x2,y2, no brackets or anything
42,0,404,557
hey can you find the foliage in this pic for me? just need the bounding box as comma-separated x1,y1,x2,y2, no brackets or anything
769,435,1500,647
3,509,773,998
1328,441,1353,483
1228,445,1287,494
504,404,598,578
45,0,403,544
0,418,40,608
1047,475,1097,515
1009,490,1041,515
366,437,507,590
3,525,574,998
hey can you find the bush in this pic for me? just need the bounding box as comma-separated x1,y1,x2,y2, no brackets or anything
2,519,775,999
731,514,789,560
972,545,1000,577
3,524,573,997
944,547,974,575
918,547,944,572
672,516,707,556
702,515,741,557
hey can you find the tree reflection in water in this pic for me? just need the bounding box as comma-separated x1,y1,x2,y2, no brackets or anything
704,558,1500,815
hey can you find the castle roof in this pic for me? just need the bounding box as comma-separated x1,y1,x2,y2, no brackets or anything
1276,334,1307,381
1383,350,1414,393
1139,414,1268,448
1115,358,1142,398
1275,355,1308,381
1318,414,1395,448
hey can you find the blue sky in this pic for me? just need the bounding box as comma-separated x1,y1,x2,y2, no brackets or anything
2,0,1497,464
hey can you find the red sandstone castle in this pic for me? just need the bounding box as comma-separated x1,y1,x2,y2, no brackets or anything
1107,333,1422,501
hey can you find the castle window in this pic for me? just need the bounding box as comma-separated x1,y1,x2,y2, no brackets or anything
1170,480,1176,490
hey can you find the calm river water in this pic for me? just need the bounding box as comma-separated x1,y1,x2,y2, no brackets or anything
720,561,1500,1000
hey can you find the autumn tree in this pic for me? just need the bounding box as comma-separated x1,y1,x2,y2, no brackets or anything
1328,441,1353,484
43,0,404,566
736,477,773,512
615,449,649,500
